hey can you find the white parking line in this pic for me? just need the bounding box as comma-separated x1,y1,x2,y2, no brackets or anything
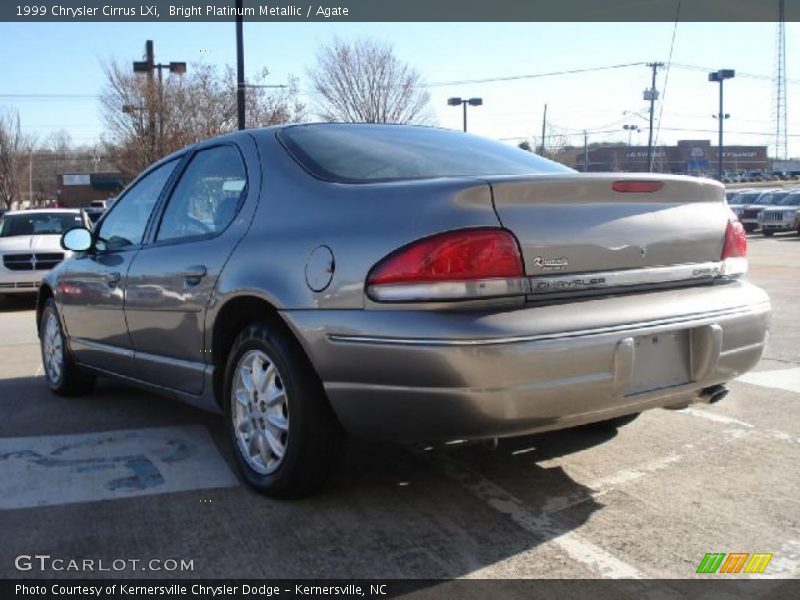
683,407,800,446
541,451,688,516
425,452,647,579
737,367,800,394
0,425,239,509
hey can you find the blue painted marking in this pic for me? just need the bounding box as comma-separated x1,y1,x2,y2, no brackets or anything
0,438,193,492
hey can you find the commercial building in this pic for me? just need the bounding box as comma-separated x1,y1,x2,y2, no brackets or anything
583,140,768,175
56,172,125,208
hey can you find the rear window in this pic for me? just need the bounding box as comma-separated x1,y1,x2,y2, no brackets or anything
279,124,574,183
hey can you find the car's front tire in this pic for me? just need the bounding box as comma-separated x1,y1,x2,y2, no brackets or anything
39,298,96,396
763,230,774,237
224,321,343,498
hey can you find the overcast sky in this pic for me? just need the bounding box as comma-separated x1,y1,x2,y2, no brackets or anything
1,21,798,157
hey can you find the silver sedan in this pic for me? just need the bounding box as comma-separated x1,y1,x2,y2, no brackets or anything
38,124,770,497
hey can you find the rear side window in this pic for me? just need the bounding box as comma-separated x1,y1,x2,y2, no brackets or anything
279,124,573,183
156,146,247,242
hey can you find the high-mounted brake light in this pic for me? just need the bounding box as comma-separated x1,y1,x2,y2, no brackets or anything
721,220,748,276
612,180,664,193
367,228,526,302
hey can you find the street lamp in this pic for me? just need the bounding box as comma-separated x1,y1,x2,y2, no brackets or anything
133,40,187,157
708,69,735,180
623,124,640,146
447,97,483,132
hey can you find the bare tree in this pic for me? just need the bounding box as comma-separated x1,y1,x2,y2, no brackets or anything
308,37,433,124
100,60,306,177
0,109,35,209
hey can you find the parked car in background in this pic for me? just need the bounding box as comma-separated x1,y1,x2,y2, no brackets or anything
83,207,105,226
0,209,89,297
758,190,800,236
737,189,782,232
37,124,770,497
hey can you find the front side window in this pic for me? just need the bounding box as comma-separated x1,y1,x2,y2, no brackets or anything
156,146,247,242
96,159,179,252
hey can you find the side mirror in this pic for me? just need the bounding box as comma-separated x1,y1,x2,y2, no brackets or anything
61,227,93,252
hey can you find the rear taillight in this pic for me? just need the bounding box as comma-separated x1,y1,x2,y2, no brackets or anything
612,180,664,193
721,220,748,276
366,228,525,302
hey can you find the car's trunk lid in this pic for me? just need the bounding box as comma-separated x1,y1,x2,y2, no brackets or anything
487,173,730,297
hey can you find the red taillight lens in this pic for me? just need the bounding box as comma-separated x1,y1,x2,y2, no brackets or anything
368,228,523,287
721,220,747,259
612,180,664,193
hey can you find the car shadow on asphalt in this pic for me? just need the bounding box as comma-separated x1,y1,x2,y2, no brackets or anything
0,372,610,579
0,295,37,313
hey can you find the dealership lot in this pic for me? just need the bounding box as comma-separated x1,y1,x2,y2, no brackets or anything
0,235,798,581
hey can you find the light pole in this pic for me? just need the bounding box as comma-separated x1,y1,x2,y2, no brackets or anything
708,69,735,180
447,97,483,132
133,40,187,158
623,124,640,146
236,0,246,130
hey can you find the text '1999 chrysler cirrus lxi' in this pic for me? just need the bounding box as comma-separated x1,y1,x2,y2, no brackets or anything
37,123,770,497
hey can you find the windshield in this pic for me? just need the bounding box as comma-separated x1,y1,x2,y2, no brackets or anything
737,192,762,204
758,192,789,205
0,212,83,237
728,195,748,205
778,193,800,206
279,124,574,183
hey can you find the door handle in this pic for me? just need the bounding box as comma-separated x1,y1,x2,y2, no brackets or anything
181,265,207,281
104,271,121,286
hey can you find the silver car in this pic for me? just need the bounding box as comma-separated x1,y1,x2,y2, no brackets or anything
758,190,800,236
0,209,88,297
38,124,770,497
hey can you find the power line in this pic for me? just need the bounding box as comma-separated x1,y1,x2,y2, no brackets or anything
654,0,681,158
423,62,648,88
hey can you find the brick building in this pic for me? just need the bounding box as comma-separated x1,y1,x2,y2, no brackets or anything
582,140,768,175
56,172,126,208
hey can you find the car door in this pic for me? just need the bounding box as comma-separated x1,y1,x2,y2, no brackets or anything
124,140,259,394
58,159,180,376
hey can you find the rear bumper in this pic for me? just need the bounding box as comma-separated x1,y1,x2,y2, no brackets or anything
282,280,770,442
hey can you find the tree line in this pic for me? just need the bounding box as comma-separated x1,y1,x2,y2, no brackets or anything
0,37,435,209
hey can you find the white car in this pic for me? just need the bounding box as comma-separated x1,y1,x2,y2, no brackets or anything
0,209,89,297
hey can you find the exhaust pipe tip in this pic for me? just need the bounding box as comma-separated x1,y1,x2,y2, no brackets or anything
698,384,730,405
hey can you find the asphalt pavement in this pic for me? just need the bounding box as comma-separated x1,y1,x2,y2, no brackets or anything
0,233,798,584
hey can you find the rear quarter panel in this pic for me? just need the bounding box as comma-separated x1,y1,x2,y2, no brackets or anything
211,133,503,311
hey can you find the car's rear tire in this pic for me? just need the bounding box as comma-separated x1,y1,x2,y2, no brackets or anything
582,412,640,431
39,298,96,396
763,230,774,237
224,321,343,498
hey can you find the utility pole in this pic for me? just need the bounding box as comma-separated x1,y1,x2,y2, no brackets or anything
583,130,589,172
236,0,246,130
645,62,664,172
539,103,547,154
145,40,156,160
